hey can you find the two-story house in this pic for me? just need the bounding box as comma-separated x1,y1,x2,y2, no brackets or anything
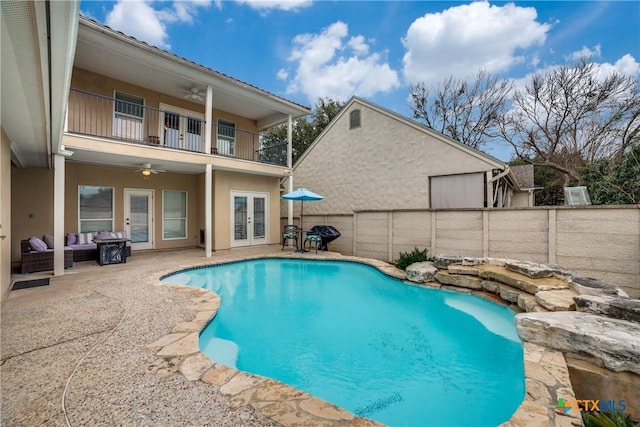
1,2,309,299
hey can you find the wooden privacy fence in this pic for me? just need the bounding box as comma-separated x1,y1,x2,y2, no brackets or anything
286,206,640,298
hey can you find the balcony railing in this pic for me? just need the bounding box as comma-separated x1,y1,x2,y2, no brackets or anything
67,88,288,166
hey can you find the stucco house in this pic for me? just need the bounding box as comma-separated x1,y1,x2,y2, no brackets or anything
1,3,309,300
287,97,531,224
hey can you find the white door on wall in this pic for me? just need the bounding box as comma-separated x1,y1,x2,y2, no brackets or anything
159,104,204,152
125,189,154,250
230,191,268,247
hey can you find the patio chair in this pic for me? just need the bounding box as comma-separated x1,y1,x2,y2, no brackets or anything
304,231,322,254
282,224,299,250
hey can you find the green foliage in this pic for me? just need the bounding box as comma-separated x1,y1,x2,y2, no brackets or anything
262,97,345,164
394,247,432,270
580,144,640,205
582,411,639,427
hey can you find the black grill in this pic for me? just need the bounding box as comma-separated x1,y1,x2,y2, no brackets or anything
308,225,341,251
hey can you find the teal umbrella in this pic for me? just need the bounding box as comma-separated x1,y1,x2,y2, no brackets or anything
282,188,324,251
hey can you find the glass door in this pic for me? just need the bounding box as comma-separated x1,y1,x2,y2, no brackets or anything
159,104,204,152
125,189,154,250
230,191,268,247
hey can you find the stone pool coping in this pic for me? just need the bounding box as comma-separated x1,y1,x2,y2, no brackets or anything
148,253,581,426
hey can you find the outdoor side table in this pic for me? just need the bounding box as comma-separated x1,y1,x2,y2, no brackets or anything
93,238,129,266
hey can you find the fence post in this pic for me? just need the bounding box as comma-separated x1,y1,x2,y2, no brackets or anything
388,211,393,262
482,210,489,257
548,208,557,264
353,212,357,257
430,211,437,256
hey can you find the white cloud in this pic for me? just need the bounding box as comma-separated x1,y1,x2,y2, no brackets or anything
235,0,312,12
283,21,400,102
595,54,640,78
105,0,211,49
568,44,602,61
402,2,551,85
277,68,289,80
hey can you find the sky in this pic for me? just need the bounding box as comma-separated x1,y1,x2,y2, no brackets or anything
80,0,640,161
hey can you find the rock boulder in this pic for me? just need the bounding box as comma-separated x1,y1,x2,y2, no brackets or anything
405,262,438,283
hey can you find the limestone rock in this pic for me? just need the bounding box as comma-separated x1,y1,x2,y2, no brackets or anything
517,293,539,312
499,284,522,303
405,262,438,283
479,265,568,295
570,276,629,298
433,255,465,269
156,332,199,356
447,265,480,276
481,280,500,293
566,357,640,421
505,261,559,278
535,290,577,311
574,295,640,323
180,352,214,381
461,257,486,266
515,312,640,374
435,271,483,289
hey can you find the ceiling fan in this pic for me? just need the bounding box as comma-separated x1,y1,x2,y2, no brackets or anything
183,87,204,102
135,163,165,177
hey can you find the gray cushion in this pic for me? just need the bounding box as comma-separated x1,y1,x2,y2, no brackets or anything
96,231,112,240
43,234,54,249
29,236,48,252
66,233,77,245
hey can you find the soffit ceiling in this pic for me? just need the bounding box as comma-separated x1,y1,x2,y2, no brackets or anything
74,18,310,129
1,1,49,167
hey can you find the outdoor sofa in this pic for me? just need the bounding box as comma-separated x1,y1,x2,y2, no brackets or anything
65,231,131,262
20,237,73,273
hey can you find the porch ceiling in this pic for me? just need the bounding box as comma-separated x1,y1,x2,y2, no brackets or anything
74,17,310,130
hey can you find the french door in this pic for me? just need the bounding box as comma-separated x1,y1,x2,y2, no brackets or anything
159,104,204,152
125,189,154,250
230,191,268,247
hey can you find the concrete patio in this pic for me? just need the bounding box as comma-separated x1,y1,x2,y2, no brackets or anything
1,245,365,426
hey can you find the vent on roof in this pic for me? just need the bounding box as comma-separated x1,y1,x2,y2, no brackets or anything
564,186,592,206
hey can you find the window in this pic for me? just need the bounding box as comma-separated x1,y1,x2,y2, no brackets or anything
114,91,144,140
349,109,361,129
163,190,187,239
217,119,236,155
115,91,144,118
79,186,114,232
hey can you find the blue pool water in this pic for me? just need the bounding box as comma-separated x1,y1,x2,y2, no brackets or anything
162,259,525,426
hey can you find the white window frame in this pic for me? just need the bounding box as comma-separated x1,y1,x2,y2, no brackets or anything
217,119,236,155
113,90,145,140
162,190,188,240
78,185,115,233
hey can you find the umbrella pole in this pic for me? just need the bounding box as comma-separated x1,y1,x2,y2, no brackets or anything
297,200,305,252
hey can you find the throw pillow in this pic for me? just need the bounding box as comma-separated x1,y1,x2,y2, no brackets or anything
78,232,94,245
29,236,48,252
43,234,55,249
96,231,112,240
66,233,77,245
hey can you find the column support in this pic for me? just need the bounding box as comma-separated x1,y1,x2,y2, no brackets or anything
287,114,293,225
205,164,212,258
204,86,213,154
53,154,65,276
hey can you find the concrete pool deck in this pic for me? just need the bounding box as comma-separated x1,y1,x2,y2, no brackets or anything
1,245,578,426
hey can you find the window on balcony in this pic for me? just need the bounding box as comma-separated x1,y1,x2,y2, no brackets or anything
217,119,236,155
163,190,187,239
79,185,114,232
113,91,144,141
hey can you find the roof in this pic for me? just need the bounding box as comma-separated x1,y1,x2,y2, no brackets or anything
510,164,537,189
295,96,507,170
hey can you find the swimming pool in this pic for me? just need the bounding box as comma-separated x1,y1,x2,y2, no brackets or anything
163,258,524,426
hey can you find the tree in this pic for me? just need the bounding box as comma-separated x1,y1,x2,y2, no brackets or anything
580,144,640,205
499,58,640,186
409,69,513,150
261,97,345,164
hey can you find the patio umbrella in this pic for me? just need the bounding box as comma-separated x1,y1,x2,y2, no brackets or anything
282,188,325,252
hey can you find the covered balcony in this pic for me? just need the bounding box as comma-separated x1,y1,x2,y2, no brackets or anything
67,88,289,166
